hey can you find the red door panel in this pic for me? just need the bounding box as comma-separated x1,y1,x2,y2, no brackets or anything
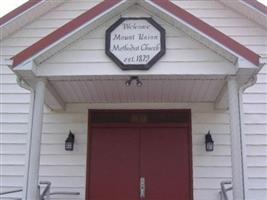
88,126,191,200
88,127,140,200
140,127,190,200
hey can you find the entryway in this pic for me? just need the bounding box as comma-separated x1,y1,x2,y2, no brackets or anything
86,110,193,200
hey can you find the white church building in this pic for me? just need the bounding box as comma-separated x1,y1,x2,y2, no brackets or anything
0,0,266,200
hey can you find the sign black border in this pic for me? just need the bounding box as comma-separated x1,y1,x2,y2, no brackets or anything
105,17,166,70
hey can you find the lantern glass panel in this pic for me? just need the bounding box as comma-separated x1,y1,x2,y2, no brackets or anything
65,142,73,151
206,142,214,152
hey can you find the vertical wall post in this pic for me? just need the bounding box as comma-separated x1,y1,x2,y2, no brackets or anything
23,79,46,200
227,76,245,200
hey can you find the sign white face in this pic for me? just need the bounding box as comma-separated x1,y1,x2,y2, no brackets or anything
106,18,165,70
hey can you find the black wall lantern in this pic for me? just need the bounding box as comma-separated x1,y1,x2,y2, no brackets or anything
205,131,214,152
65,131,75,151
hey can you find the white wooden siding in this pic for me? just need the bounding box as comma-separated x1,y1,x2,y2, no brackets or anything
170,1,267,199
0,1,103,199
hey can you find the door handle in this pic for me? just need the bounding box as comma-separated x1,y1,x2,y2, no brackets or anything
140,177,145,199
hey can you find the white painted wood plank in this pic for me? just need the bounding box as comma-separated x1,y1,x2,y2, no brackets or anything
0,177,24,187
194,189,232,200
194,167,232,178
0,114,28,123
0,155,25,165
243,104,267,114
171,0,225,9
247,168,267,178
192,113,229,123
0,124,28,134
0,166,25,176
0,84,30,94
244,124,267,134
0,65,13,75
11,28,56,38
243,94,267,103
2,37,40,47
193,156,231,167
232,36,267,46
194,178,232,189
0,134,26,144
26,19,72,29
39,165,86,177
244,114,267,124
246,135,267,145
247,190,267,200
55,0,102,11
0,75,18,84
247,157,267,167
246,146,267,156
245,84,267,93
1,94,31,103
188,9,241,18
247,179,267,189
1,144,27,155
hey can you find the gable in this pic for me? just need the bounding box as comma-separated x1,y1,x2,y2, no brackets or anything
35,5,236,77
9,0,262,71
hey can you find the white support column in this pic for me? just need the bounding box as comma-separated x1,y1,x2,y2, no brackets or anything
227,76,245,200
23,80,46,200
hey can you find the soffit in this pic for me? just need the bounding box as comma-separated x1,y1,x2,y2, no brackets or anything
48,75,226,104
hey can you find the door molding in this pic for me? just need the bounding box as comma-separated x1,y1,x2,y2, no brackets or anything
86,109,193,200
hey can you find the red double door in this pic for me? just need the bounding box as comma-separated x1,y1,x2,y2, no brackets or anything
88,126,192,200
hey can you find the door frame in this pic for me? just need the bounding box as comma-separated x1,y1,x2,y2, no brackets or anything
85,109,193,200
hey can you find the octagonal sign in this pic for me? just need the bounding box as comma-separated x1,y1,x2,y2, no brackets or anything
106,18,166,70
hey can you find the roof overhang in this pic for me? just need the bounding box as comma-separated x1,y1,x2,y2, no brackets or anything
219,0,267,28
242,0,267,14
11,0,262,70
0,0,65,40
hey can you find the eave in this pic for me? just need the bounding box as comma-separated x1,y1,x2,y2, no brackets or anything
0,0,65,40
219,0,267,28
